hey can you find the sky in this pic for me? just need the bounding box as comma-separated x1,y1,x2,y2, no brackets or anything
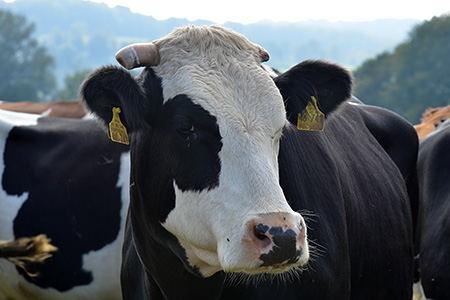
85,0,450,24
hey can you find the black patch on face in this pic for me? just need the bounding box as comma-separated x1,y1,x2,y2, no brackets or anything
259,226,302,267
2,117,129,291
151,95,223,192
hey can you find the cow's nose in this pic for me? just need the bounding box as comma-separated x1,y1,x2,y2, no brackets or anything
246,213,307,267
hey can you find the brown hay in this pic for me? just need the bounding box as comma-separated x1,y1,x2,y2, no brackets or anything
0,235,58,277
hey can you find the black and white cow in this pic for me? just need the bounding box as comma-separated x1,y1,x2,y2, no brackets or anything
81,25,417,300
0,109,129,299
416,118,450,300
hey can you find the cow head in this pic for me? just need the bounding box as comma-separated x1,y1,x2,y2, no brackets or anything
81,25,352,278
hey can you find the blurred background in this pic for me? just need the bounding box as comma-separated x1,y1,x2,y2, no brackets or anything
0,0,449,124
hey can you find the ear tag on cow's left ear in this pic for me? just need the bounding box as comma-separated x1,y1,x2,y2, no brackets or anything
297,96,325,131
108,107,130,145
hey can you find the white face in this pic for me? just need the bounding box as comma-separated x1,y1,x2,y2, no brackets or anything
155,26,309,277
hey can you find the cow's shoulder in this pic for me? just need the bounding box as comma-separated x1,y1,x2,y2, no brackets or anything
348,102,419,240
348,102,419,177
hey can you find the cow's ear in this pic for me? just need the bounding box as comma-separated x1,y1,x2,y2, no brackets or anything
79,65,152,133
274,60,353,125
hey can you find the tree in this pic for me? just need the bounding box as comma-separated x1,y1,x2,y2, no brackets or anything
0,9,56,102
53,70,90,101
354,14,450,124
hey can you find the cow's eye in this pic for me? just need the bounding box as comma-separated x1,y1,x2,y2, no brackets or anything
177,121,195,135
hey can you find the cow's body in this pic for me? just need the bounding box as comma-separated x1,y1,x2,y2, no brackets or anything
416,119,450,300
0,109,129,299
81,25,416,300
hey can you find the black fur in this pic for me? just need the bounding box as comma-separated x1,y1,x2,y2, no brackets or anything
275,60,353,125
416,120,450,299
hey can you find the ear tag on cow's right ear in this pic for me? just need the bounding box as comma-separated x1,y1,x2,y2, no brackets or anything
297,96,325,131
108,107,130,145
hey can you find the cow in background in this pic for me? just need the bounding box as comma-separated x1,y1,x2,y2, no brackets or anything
0,109,128,299
414,105,450,139
0,100,88,118
416,118,450,300
82,25,417,300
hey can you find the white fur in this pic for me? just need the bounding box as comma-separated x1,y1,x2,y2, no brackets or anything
157,26,307,276
0,110,39,300
0,110,39,242
261,64,279,78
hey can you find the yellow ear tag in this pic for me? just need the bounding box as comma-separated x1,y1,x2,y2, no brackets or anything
108,107,130,145
297,96,325,131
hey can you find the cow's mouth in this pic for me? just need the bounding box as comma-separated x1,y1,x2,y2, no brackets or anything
223,251,308,276
224,262,308,286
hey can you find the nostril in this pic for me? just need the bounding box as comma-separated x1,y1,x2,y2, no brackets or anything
254,224,269,237
255,233,268,241
254,229,268,241
244,215,308,268
253,224,272,247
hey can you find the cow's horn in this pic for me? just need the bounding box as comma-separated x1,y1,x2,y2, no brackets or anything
254,43,270,62
115,43,160,70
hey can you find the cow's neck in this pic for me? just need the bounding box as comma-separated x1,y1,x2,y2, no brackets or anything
129,186,227,299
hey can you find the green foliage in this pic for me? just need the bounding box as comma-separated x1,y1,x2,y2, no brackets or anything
0,9,56,102
53,69,90,101
354,14,450,124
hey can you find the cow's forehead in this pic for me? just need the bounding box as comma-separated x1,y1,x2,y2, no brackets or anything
154,25,263,69
153,26,286,135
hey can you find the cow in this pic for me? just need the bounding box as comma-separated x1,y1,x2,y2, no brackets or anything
80,25,417,300
414,105,450,139
0,109,129,299
0,100,88,118
416,118,450,300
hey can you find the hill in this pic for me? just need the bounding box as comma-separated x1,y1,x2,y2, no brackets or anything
0,0,418,88
354,14,450,123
